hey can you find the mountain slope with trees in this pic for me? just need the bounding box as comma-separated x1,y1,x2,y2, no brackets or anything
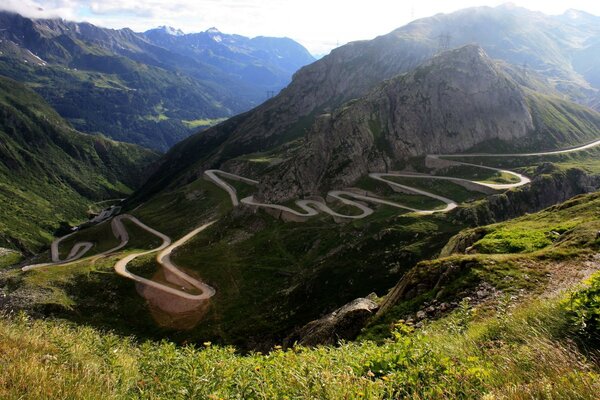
0,11,314,150
0,76,157,252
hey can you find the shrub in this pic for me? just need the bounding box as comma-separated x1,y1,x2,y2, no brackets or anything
565,273,600,344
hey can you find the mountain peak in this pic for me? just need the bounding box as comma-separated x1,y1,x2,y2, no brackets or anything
155,25,184,36
206,27,221,34
429,44,491,68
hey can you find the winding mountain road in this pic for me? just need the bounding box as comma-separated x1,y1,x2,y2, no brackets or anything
20,138,600,300
22,215,217,301
204,138,600,220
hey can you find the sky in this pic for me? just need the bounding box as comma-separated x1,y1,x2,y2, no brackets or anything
1,1,600,56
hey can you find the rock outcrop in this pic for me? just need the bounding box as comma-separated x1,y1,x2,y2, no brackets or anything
284,298,379,347
450,167,600,229
257,46,537,201
135,5,600,200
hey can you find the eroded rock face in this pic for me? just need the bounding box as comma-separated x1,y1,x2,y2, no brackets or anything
284,298,379,347
258,45,534,201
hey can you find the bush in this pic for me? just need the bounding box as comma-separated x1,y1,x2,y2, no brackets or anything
566,273,600,344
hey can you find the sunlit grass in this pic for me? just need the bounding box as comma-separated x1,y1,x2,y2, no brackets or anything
0,279,598,399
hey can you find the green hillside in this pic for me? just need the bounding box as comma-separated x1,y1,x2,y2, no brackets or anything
0,76,158,252
2,6,600,398
0,11,315,151
1,190,599,399
5,152,598,350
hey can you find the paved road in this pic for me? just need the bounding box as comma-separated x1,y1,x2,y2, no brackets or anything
433,138,600,158
21,138,600,296
23,215,217,301
114,220,217,301
204,138,600,220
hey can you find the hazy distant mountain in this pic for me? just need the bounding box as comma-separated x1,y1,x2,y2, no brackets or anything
0,11,314,150
151,26,185,36
144,26,315,89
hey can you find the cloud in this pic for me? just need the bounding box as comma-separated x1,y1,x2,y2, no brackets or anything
1,1,599,55
0,0,77,19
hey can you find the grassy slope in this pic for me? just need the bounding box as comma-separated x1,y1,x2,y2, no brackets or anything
1,192,600,397
4,167,463,348
526,92,600,149
367,191,600,340
0,76,158,252
7,152,599,349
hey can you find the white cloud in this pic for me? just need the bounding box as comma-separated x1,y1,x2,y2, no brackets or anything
1,1,600,55
0,0,77,19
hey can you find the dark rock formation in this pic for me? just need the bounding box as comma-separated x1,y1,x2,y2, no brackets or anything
449,167,600,230
284,298,379,347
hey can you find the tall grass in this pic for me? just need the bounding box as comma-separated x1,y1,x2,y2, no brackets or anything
1,283,598,399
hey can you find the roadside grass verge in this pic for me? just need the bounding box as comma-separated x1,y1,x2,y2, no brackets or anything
434,164,521,184
385,176,486,204
131,178,230,239
354,177,447,210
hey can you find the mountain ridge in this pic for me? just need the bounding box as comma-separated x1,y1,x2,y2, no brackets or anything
132,4,600,200
0,10,314,150
244,45,600,201
0,75,158,252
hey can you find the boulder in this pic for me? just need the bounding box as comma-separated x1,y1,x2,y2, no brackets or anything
284,298,378,347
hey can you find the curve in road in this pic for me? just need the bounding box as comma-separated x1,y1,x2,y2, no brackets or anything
205,139,600,220
23,215,217,301
21,138,600,297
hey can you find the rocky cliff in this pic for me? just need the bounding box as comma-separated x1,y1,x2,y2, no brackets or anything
256,46,600,201
135,5,600,201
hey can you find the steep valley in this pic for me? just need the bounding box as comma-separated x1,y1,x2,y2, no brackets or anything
0,11,315,150
0,76,157,253
1,4,600,398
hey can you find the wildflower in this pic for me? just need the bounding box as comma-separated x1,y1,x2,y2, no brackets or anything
203,341,212,347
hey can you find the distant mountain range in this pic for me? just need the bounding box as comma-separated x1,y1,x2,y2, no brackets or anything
144,26,315,90
135,4,600,200
0,11,314,150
